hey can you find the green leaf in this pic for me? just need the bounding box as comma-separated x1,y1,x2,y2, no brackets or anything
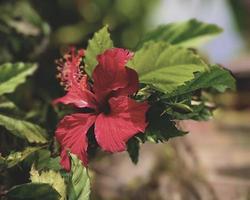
146,118,186,143
0,62,37,96
35,149,61,171
163,65,236,98
127,137,140,164
128,42,207,93
68,154,90,200
0,113,48,143
84,25,113,76
140,19,222,48
30,166,66,200
2,146,42,168
6,183,60,200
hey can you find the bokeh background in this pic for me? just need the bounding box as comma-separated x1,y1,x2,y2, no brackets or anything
0,0,250,199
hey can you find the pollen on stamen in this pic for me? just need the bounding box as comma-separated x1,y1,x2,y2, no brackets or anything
55,48,85,91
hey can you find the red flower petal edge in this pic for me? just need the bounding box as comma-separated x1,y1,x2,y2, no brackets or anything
56,113,96,171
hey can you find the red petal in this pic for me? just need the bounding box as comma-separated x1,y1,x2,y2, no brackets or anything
60,149,71,171
56,113,96,170
92,48,134,102
53,76,97,109
115,67,139,96
94,96,149,152
97,48,133,68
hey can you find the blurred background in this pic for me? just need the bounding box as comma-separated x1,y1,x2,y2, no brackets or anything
0,0,250,199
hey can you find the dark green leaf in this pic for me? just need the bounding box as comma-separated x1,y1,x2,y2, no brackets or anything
84,25,113,76
127,137,140,164
145,107,187,143
68,154,90,200
140,19,222,47
128,42,207,93
0,62,37,96
6,183,60,200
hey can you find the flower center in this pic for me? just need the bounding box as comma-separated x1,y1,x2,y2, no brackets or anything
99,101,111,115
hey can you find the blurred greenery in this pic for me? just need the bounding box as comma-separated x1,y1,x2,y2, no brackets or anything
229,0,250,47
0,0,159,113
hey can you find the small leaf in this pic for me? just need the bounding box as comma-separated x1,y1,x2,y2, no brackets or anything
0,113,48,143
140,19,222,48
163,65,236,98
68,154,90,200
0,62,37,95
2,146,42,168
128,42,207,94
6,183,60,200
127,137,140,164
30,166,66,200
84,25,113,76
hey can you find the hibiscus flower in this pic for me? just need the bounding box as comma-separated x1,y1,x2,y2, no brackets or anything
54,48,149,171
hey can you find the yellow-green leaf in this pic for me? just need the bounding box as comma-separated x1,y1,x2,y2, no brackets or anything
30,166,66,200
128,42,207,93
3,146,42,168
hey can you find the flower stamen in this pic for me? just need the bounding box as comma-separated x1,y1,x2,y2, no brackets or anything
56,47,85,90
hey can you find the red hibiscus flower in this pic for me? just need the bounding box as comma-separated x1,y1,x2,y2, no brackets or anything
54,48,149,171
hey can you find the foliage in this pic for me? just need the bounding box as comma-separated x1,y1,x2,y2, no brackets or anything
139,19,223,48
34,149,61,171
1,147,42,168
128,41,207,93
162,65,236,98
0,113,48,143
0,0,50,63
67,154,90,200
30,166,67,200
6,183,60,200
0,63,37,96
